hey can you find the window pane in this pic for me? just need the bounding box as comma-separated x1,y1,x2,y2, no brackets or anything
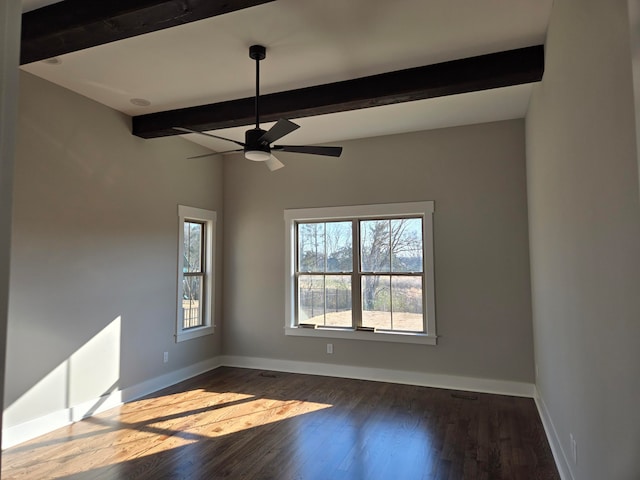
298,275,325,324
323,275,352,327
360,220,391,272
361,275,391,329
298,223,325,272
182,275,203,329
391,218,423,273
183,221,203,273
326,222,353,272
298,275,352,327
391,276,424,332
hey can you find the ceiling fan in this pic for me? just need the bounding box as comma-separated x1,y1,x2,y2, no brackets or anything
174,45,343,171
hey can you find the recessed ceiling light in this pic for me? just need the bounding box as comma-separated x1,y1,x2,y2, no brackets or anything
130,98,151,107
43,57,62,65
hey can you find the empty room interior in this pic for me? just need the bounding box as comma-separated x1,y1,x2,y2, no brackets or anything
1,0,640,479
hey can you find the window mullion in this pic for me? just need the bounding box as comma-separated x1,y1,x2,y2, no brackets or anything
323,223,327,325
352,219,362,328
201,220,206,278
390,273,394,331
294,223,300,325
388,220,394,331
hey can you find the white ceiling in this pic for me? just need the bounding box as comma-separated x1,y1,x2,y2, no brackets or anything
20,0,552,153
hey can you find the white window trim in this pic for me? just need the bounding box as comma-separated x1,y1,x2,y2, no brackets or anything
284,201,437,345
176,205,216,342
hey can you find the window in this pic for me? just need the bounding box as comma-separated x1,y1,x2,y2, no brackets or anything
285,202,436,345
176,205,216,342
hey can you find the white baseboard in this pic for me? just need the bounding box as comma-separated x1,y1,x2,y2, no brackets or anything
119,357,222,404
2,356,222,449
3,355,536,450
220,355,536,398
534,387,575,480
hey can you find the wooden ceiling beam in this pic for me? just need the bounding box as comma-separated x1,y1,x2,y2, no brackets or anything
20,0,275,65
132,45,544,139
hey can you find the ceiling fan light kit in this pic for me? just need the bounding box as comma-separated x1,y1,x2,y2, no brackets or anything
245,150,271,162
175,45,343,170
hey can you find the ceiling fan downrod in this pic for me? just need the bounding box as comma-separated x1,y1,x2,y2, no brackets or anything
249,45,266,130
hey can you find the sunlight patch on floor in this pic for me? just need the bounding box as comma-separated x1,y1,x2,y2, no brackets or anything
2,391,332,479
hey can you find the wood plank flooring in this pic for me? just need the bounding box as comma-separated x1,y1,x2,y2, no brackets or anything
2,367,559,479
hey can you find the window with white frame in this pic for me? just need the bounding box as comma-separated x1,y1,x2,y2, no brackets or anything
284,202,436,345
176,205,216,342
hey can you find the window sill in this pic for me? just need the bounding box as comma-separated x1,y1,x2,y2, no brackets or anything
284,326,437,345
176,325,214,343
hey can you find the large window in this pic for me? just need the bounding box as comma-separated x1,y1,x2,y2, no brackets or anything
176,205,216,342
285,202,436,345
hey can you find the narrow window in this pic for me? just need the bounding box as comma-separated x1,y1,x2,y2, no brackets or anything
182,220,205,329
177,206,216,342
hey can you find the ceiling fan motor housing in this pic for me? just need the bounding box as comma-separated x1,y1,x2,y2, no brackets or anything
244,128,271,161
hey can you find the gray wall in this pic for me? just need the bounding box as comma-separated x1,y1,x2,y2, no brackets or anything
4,72,224,428
526,0,640,478
629,0,640,191
0,0,22,455
223,120,535,383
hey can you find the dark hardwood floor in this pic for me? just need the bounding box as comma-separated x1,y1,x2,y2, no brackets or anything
2,367,559,479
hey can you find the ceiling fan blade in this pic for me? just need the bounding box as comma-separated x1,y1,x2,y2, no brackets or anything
187,148,243,159
258,119,300,145
272,145,343,157
173,127,245,147
264,154,285,171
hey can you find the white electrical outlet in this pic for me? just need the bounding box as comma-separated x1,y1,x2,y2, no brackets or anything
163,351,169,363
570,433,577,464
327,343,333,354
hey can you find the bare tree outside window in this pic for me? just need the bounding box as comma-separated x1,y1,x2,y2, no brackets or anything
361,218,424,331
183,221,204,328
296,217,424,332
298,221,352,327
